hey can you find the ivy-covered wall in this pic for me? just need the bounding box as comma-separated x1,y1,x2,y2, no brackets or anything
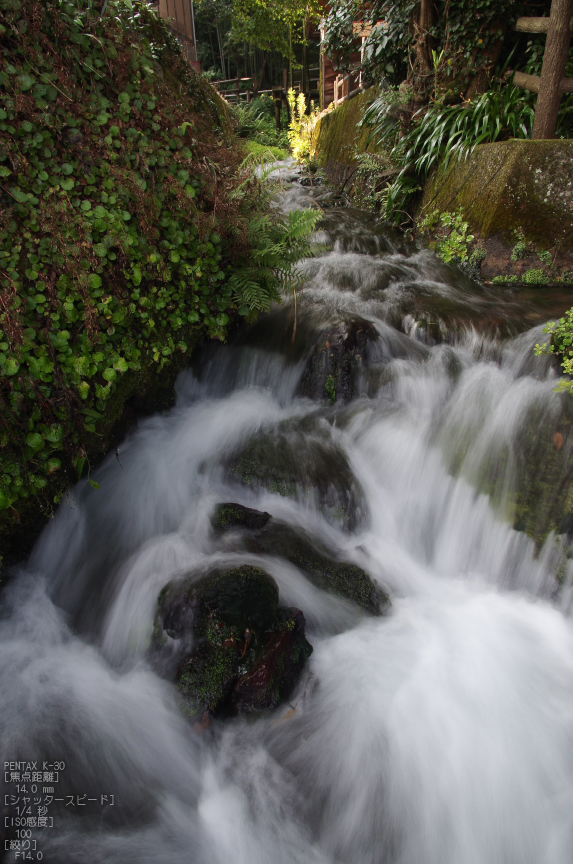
0,0,259,567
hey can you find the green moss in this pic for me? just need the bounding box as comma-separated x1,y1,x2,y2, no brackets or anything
420,140,573,248
324,374,337,402
178,641,237,718
245,140,290,162
523,268,550,285
312,88,386,170
492,274,520,284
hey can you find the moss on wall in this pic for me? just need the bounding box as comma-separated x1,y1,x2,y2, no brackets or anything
312,90,381,169
419,140,573,249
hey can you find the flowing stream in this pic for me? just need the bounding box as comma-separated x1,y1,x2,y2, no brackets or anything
3,164,573,863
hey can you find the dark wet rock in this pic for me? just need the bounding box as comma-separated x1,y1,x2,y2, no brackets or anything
256,522,389,614
156,564,312,721
231,608,312,712
212,502,272,533
297,317,379,403
212,507,389,614
226,417,365,531
161,565,279,640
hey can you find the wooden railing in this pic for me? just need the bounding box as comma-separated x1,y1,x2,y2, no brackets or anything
212,68,320,104
333,70,363,107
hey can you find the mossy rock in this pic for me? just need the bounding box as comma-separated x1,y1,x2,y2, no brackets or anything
419,140,573,249
210,506,389,614
160,564,279,639
312,88,383,170
156,564,312,720
225,417,365,530
212,503,272,533
231,608,312,713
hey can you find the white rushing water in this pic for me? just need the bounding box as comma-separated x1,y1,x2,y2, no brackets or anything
3,172,573,863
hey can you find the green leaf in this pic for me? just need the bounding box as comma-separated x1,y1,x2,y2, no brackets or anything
61,163,74,175
26,432,44,450
60,178,75,191
4,356,19,375
18,73,35,92
102,367,117,382
88,273,102,290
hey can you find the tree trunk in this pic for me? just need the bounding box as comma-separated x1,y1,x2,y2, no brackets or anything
533,0,573,138
465,23,508,100
254,51,268,92
413,0,434,77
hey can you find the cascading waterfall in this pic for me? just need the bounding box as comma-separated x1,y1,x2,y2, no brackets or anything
2,162,573,864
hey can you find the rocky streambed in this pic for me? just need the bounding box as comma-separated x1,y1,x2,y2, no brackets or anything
2,164,573,863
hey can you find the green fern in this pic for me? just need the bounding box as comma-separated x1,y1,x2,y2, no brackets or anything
230,209,322,315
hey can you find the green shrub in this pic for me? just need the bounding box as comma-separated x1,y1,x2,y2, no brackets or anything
511,229,529,261
0,0,314,516
363,78,536,225
535,307,573,392
287,90,320,163
523,268,550,285
419,209,474,264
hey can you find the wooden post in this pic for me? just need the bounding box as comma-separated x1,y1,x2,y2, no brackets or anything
273,88,282,131
532,0,573,138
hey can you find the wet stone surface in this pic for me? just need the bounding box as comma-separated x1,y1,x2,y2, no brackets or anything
296,317,379,403
211,504,390,615
155,565,312,722
225,417,366,531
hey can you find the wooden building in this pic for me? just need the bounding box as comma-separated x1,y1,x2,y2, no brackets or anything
156,0,201,72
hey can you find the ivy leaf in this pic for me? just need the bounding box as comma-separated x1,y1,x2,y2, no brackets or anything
60,178,75,191
26,432,44,450
103,367,117,381
4,356,19,375
18,73,35,91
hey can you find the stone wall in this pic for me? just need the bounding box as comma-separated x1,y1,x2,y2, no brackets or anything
420,139,573,248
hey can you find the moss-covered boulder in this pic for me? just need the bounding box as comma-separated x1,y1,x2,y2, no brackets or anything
420,140,573,250
312,90,379,170
156,564,312,721
231,608,312,713
212,503,272,533
210,505,390,614
161,565,279,639
225,417,365,530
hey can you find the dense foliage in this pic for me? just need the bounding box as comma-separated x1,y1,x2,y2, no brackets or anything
322,0,546,99
0,0,314,523
195,0,321,86
363,75,538,225
536,313,573,392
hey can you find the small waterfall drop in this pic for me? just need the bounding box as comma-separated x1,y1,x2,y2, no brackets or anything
2,164,573,864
